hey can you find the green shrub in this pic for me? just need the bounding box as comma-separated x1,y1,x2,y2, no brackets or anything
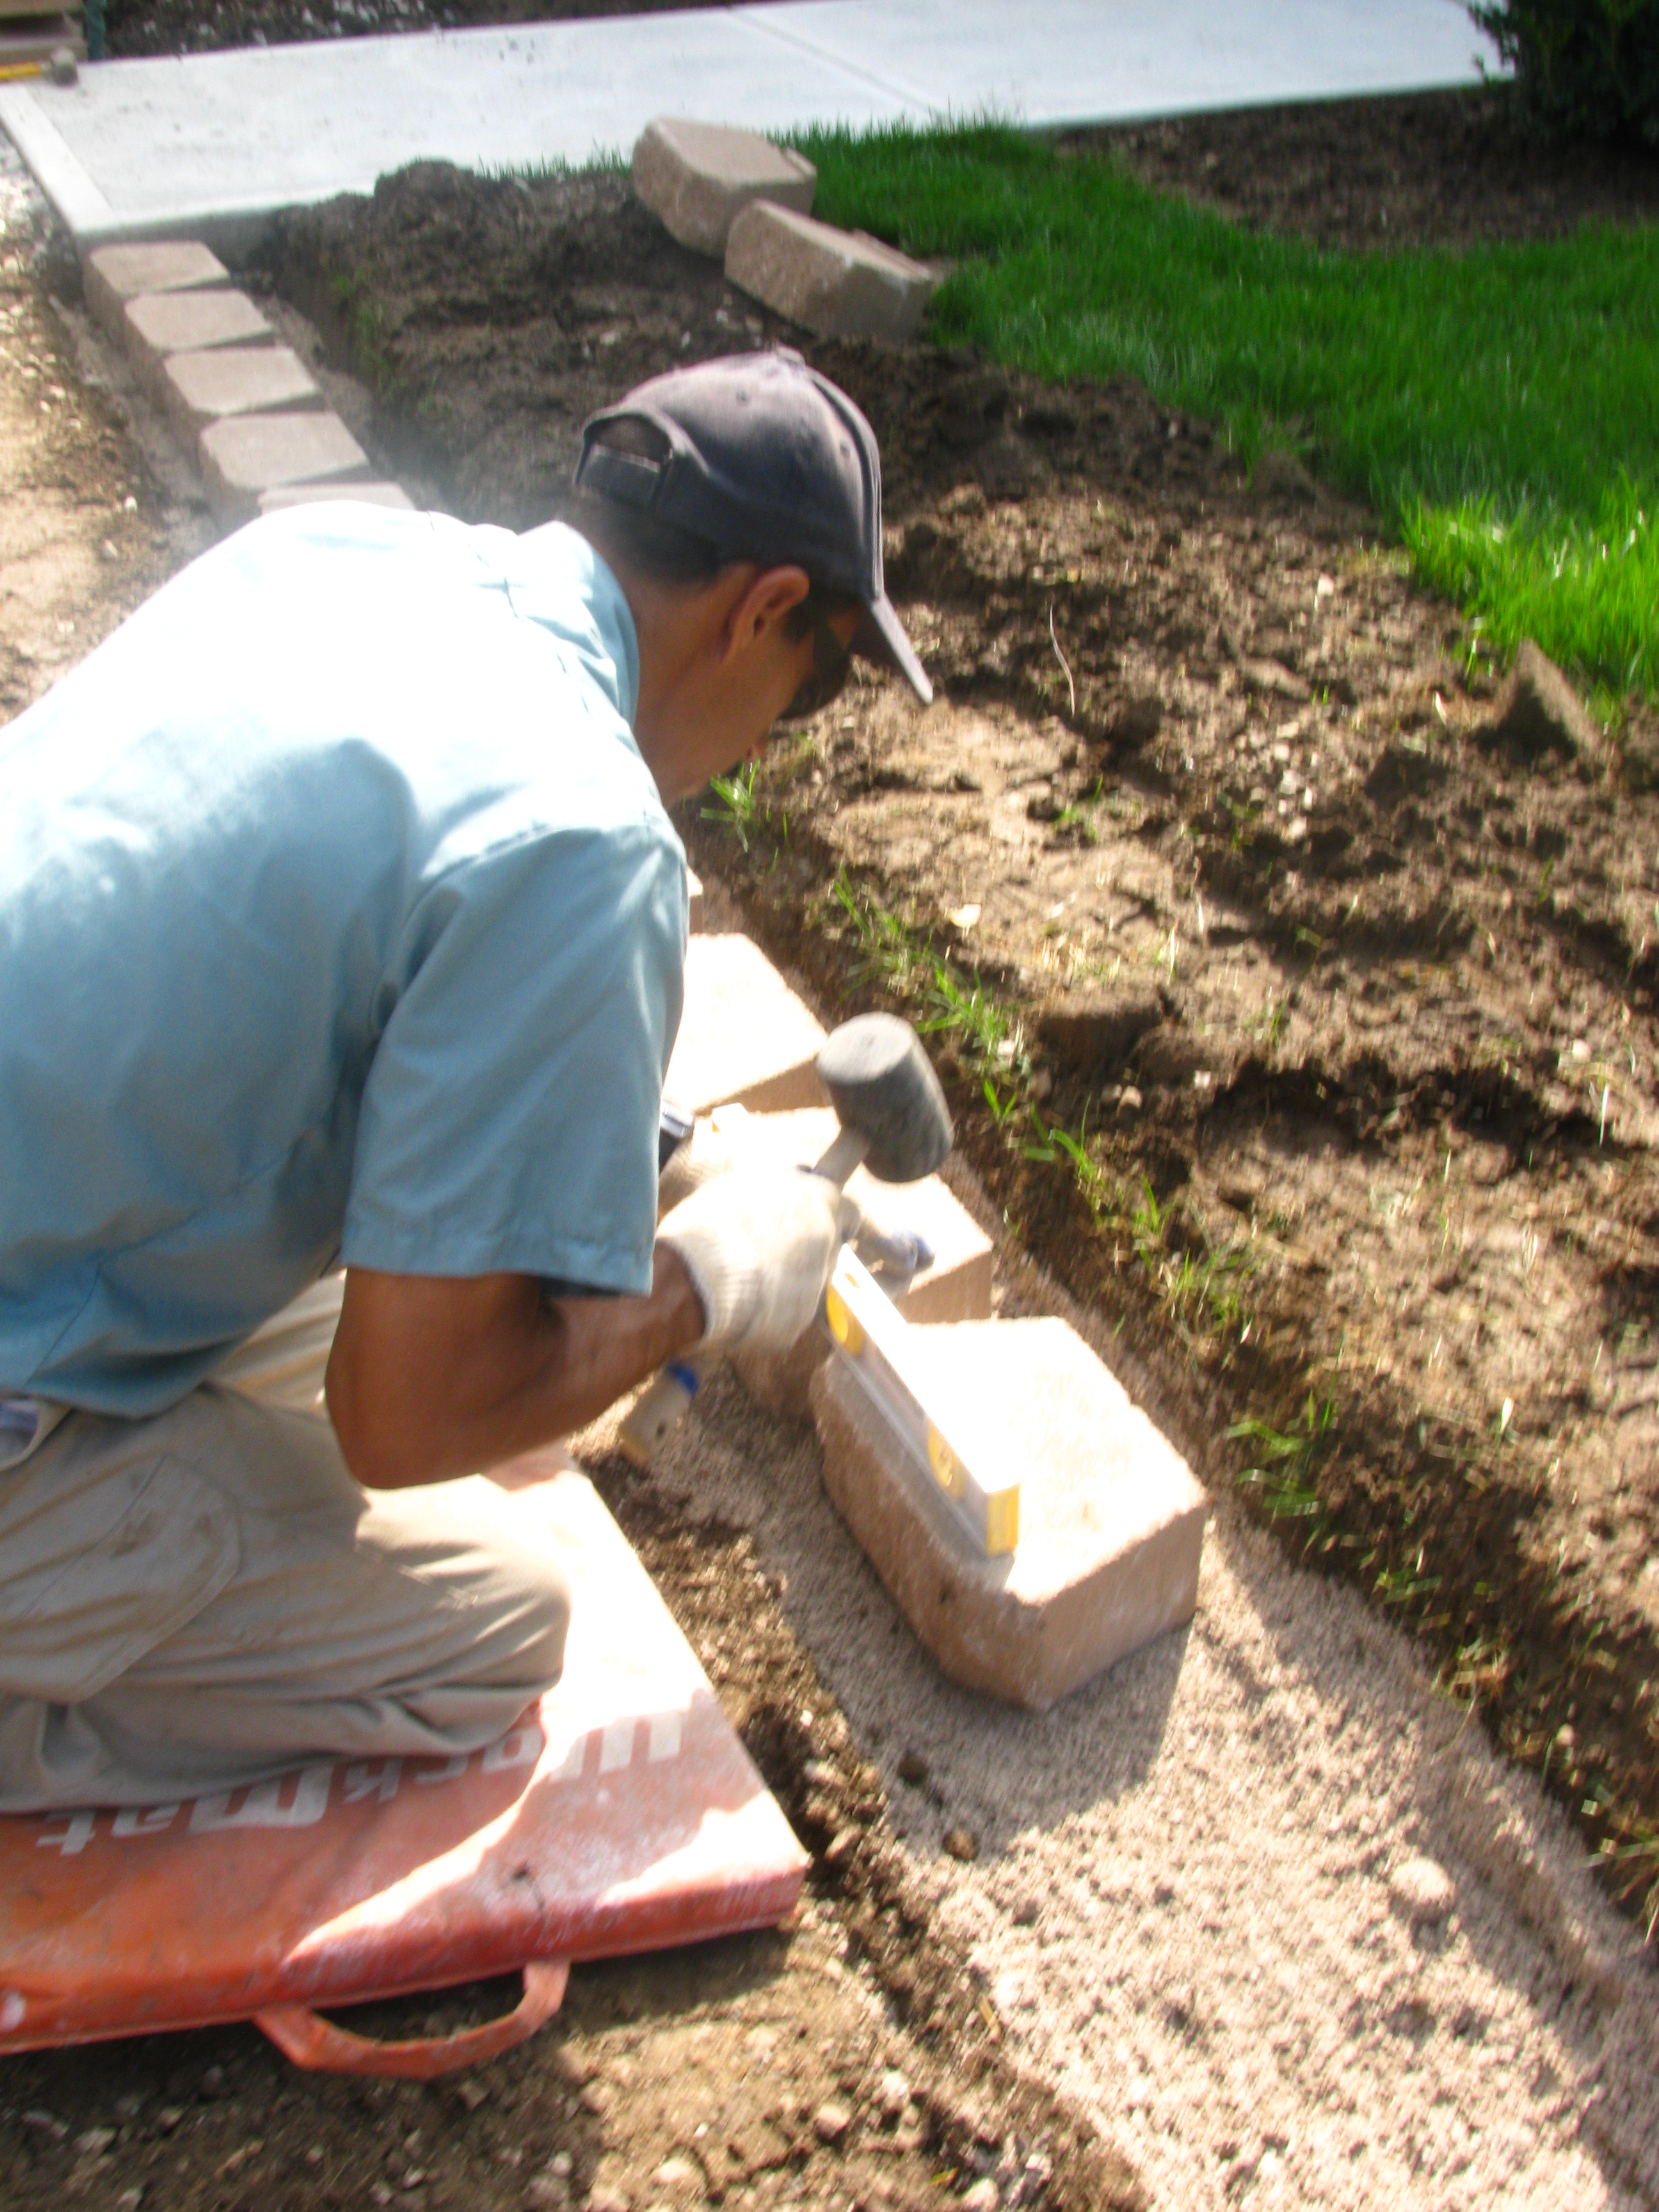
1471,0,1659,148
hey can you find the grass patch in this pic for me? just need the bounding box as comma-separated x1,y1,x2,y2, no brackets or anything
799,120,1659,696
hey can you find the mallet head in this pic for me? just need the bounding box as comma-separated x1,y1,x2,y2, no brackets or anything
815,1013,952,1184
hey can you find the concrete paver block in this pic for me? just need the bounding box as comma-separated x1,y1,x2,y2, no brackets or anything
811,1316,1208,1706
664,933,826,1116
83,239,229,346
728,1106,995,1420
632,116,815,257
124,287,273,405
257,481,417,516
725,202,933,343
199,410,373,529
160,342,321,444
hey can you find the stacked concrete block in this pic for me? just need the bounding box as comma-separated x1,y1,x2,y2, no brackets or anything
83,241,230,346
728,1106,993,1420
159,344,322,445
200,412,374,529
78,236,406,533
810,1316,1208,1707
123,289,274,406
258,483,417,517
725,204,934,344
664,933,826,1116
632,117,816,257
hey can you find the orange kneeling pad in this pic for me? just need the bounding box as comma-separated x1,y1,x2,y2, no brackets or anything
0,1459,806,2076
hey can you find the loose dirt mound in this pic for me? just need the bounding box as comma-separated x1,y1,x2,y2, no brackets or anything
269,152,1659,1940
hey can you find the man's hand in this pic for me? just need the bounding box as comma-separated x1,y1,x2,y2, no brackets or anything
656,1165,855,1357
326,1253,704,1491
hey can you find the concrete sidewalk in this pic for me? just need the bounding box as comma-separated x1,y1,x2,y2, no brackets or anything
1,0,1498,252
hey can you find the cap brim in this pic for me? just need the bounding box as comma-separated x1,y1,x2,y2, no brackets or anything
854,596,933,706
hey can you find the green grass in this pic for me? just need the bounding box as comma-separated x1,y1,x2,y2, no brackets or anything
797,121,1659,698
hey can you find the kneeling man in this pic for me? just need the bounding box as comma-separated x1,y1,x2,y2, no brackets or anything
0,347,930,1811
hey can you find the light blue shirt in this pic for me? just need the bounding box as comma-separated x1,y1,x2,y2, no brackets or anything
0,506,686,1417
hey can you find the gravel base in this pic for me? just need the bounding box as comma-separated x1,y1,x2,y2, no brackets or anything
603,1297,1659,2212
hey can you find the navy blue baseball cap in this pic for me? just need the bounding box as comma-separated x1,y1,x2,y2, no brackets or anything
576,347,931,704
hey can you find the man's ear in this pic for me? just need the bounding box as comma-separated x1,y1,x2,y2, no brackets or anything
719,564,812,662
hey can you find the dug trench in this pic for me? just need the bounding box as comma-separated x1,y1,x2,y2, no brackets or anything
265,150,1659,1946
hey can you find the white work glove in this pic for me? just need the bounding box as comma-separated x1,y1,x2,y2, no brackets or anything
657,1165,860,1357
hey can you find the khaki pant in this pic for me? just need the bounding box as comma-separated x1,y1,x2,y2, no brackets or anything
0,1278,570,1813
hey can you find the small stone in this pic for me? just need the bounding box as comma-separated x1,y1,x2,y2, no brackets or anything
653,2155,697,2186
942,1825,979,1863
550,2152,574,2177
824,1825,860,1864
960,2181,1000,2212
77,2127,116,2156
813,2099,853,2145
878,2069,911,2119
1009,1893,1041,1927
579,2082,614,2117
456,2080,489,2112
1390,1854,1455,1925
526,2178,568,2210
587,2192,632,2212
22,2110,68,2140
897,1748,929,1786
155,2108,184,2135
199,2065,228,2099
1116,1085,1144,1115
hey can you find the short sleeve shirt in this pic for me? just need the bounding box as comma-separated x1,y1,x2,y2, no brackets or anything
0,506,686,1416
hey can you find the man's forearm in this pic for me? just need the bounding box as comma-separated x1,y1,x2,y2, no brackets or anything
326,1250,704,1489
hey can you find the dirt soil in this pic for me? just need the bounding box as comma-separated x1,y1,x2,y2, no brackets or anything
1099,84,1659,251
262,109,1659,1949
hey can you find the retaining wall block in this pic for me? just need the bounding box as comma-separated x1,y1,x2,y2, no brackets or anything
664,933,826,1117
83,240,229,347
632,116,815,257
161,343,321,445
725,202,933,343
199,410,373,530
124,289,273,406
811,1315,1208,1707
257,483,417,515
